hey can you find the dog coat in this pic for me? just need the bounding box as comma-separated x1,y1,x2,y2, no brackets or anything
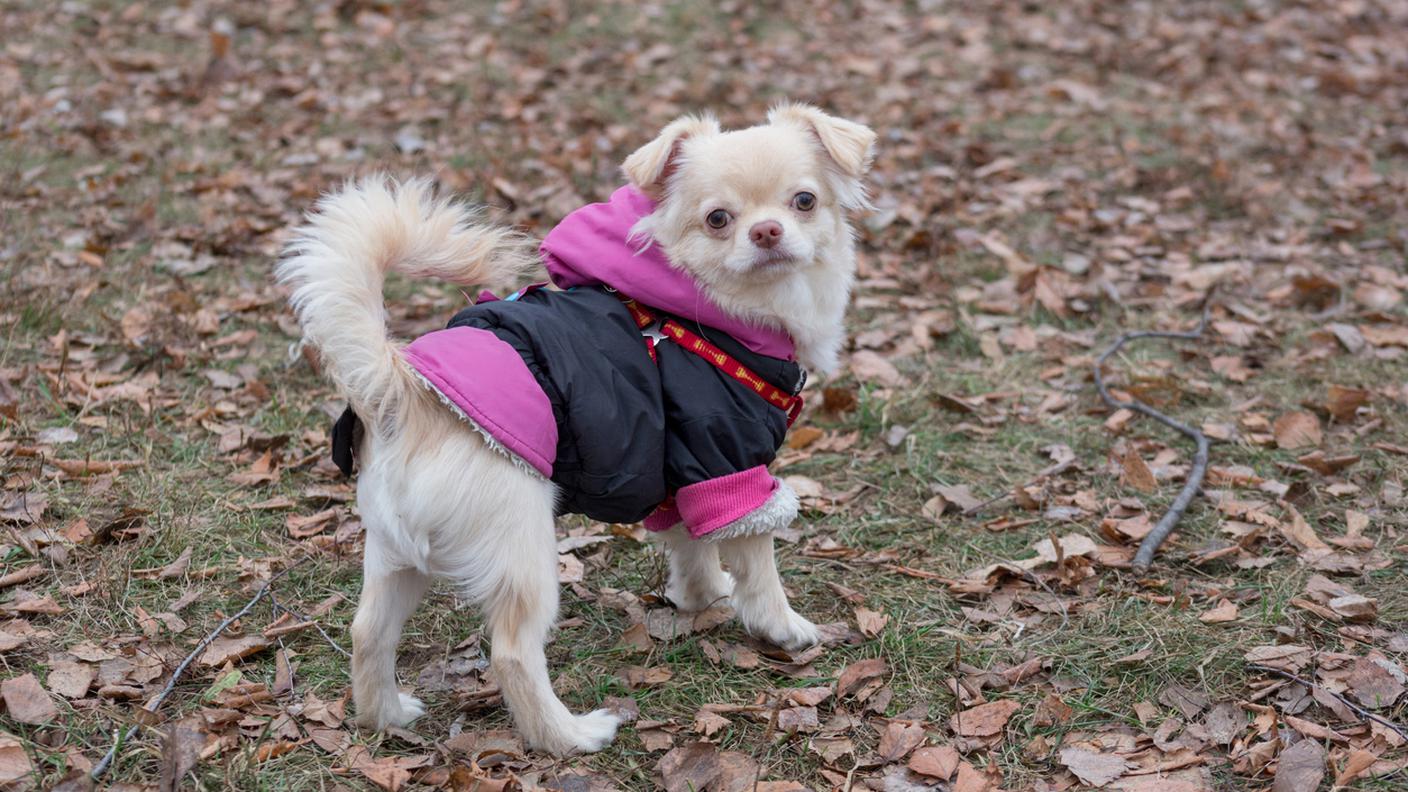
333,186,806,541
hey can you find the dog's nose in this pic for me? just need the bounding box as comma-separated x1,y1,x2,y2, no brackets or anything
749,221,783,249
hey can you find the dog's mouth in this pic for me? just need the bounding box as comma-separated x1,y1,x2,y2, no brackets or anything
750,249,797,270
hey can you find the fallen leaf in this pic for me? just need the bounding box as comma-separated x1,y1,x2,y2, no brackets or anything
1325,385,1369,421
0,732,33,787
835,657,888,697
46,660,96,699
1333,748,1378,787
1059,746,1132,786
198,635,271,667
877,720,926,761
1272,738,1325,792
1273,411,1322,449
855,607,889,638
1121,450,1157,493
849,350,906,387
908,745,960,779
656,741,759,792
0,674,58,724
1346,657,1404,709
159,716,207,792
951,699,1020,738
1199,600,1238,624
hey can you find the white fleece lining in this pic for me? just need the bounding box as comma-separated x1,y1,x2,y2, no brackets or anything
405,366,548,482
704,479,799,542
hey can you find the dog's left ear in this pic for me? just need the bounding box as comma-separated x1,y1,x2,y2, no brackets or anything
769,103,877,208
623,114,721,199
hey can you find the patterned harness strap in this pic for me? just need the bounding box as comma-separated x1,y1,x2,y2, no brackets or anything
618,296,804,428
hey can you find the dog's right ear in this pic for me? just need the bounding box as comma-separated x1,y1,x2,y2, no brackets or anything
622,114,720,199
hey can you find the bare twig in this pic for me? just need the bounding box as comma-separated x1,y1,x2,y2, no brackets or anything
1248,664,1408,744
90,563,304,781
1093,298,1214,572
962,457,1078,517
268,591,352,658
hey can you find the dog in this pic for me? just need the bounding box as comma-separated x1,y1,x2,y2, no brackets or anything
276,104,875,756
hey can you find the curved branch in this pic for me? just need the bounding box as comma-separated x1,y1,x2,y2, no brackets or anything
1093,300,1214,572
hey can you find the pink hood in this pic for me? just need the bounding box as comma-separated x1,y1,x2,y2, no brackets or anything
540,186,795,360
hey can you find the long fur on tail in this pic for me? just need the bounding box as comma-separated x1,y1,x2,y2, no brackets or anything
276,177,534,428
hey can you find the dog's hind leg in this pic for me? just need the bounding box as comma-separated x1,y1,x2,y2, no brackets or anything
480,510,621,756
351,539,431,730
718,533,819,651
660,527,734,612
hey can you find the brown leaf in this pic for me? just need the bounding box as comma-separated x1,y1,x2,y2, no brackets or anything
776,706,819,734
656,741,758,792
1121,450,1157,493
639,727,674,752
1271,738,1325,792
0,673,58,724
285,508,338,539
849,350,906,387
0,731,33,787
835,657,888,697
1059,746,1132,787
1346,657,1405,709
908,745,960,779
952,761,996,792
877,720,926,762
1273,411,1322,449
1333,749,1378,787
46,660,96,699
198,635,271,667
158,716,207,792
951,698,1020,737
854,607,889,638
1328,594,1377,622
342,746,432,792
1325,385,1369,422
1198,600,1238,624
1279,503,1327,551
617,622,654,653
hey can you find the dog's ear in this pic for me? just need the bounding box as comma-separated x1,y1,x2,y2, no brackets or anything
768,103,877,207
622,114,721,199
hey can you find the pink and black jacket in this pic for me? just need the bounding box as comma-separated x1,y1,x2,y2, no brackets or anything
332,187,805,541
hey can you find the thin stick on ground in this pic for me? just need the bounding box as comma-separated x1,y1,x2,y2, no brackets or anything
962,456,1078,517
1248,664,1408,744
1093,298,1214,572
89,562,304,781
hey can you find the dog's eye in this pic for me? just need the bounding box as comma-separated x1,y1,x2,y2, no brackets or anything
792,191,816,212
705,209,731,229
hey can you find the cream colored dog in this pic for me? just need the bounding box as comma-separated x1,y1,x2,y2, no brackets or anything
277,104,875,756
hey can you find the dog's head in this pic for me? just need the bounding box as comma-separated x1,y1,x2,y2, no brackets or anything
622,104,876,294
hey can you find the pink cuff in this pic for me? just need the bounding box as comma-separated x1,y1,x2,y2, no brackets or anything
676,466,779,539
643,498,682,532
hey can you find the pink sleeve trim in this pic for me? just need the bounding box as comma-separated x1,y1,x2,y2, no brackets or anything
674,466,779,539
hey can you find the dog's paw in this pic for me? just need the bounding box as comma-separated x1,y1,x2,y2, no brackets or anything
667,571,735,612
356,692,427,731
750,608,820,653
389,692,428,726
534,708,622,757
569,708,623,754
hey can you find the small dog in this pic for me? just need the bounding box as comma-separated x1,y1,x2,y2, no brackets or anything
277,104,875,756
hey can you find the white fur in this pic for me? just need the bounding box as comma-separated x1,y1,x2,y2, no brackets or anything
275,107,873,757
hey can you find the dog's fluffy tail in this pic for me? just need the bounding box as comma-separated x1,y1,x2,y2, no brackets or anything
277,177,534,427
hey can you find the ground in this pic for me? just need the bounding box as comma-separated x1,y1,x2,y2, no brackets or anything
2,1,1407,790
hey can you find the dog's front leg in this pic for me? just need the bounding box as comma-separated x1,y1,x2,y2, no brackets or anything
717,532,819,651
661,526,734,611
